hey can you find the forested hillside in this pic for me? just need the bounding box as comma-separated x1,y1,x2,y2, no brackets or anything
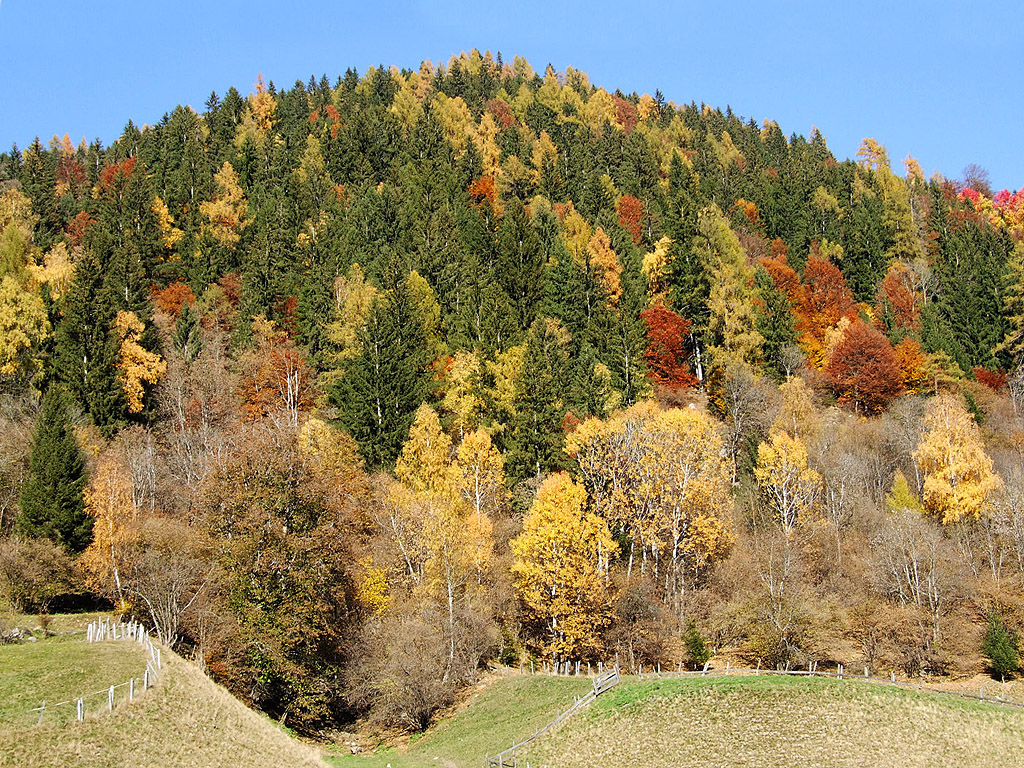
2,50,1024,736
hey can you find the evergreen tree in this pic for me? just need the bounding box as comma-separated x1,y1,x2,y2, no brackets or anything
755,266,797,380
983,612,1020,680
333,275,429,469
16,387,91,552
495,198,546,333
506,317,571,481
52,251,126,434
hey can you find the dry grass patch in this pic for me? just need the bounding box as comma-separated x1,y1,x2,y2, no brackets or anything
0,639,326,768
520,675,1024,768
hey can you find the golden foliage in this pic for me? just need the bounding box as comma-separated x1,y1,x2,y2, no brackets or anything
354,556,391,616
561,203,592,265
114,311,166,413
152,196,184,251
80,454,139,604
0,275,49,376
442,351,484,438
586,227,623,306
454,428,505,521
913,393,1000,524
395,404,454,496
642,236,673,306
754,431,823,535
511,472,617,660
566,403,733,598
199,162,248,250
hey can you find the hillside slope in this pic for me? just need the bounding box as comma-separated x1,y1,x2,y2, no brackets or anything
0,636,326,768
519,675,1024,768
330,674,591,768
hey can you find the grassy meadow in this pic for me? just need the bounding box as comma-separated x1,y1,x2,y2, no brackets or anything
0,626,327,768
327,674,592,768
520,674,1024,768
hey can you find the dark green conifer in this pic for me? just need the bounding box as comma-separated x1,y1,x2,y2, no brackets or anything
505,317,571,481
333,276,429,469
16,387,91,553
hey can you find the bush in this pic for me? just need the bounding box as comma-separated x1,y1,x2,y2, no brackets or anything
982,612,1019,680
0,536,78,613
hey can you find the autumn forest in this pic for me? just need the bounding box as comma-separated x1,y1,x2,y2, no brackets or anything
2,51,1024,735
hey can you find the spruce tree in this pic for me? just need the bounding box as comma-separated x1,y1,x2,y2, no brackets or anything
16,388,91,553
755,267,797,381
506,317,571,481
333,275,429,469
495,198,546,333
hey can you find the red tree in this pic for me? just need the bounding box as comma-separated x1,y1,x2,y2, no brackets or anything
152,281,196,318
877,263,920,330
617,195,645,244
797,256,858,368
641,306,698,390
826,320,903,413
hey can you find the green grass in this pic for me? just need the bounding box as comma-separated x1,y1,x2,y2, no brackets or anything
519,674,1024,768
0,635,147,727
328,674,591,768
0,627,327,768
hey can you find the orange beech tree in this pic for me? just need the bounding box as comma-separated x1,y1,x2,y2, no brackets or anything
640,306,697,390
826,320,903,413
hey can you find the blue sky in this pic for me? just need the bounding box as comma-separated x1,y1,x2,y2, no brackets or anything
1,1,1020,190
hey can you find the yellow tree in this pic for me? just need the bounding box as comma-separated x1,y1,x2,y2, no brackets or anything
771,377,820,443
114,311,166,413
80,454,139,606
200,162,248,250
455,428,505,522
392,405,493,678
0,276,49,378
442,351,484,439
754,431,823,536
913,393,1000,524
694,204,763,373
511,473,617,661
395,404,453,495
566,403,733,607
641,236,673,305
587,227,623,306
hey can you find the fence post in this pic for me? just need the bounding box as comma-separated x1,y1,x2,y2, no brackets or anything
156,649,161,670
980,687,985,700
108,685,114,711
37,702,45,727
702,661,710,676
129,677,134,702
865,667,869,678
76,698,83,722
890,671,896,683
756,660,760,675
838,664,843,680
144,668,150,690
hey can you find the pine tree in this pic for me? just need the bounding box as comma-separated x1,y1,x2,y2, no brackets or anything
16,387,91,552
495,198,546,333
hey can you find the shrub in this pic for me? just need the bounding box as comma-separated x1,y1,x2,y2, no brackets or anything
0,536,77,613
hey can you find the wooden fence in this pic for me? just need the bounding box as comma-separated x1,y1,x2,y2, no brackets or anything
23,618,163,727
629,661,1024,711
483,659,1024,767
485,666,620,768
